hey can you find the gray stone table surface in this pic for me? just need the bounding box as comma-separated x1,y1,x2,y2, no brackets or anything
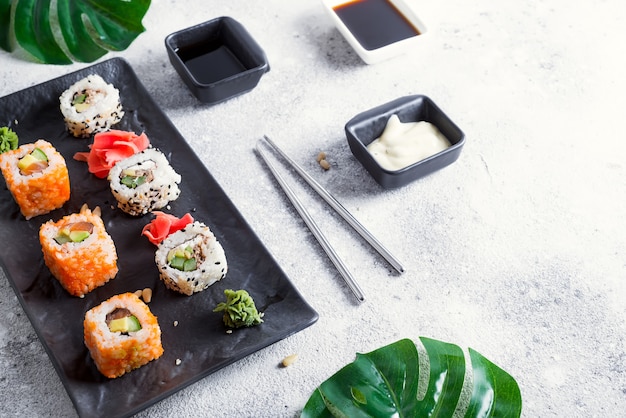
1,1,625,417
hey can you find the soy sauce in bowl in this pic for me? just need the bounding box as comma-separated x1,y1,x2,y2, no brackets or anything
176,43,246,85
332,0,421,51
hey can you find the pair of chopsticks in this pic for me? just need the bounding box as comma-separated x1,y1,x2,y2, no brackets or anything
255,135,404,303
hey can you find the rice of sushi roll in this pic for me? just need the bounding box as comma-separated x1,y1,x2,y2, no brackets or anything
108,148,181,216
39,204,118,297
155,221,228,295
59,74,124,138
0,139,70,219
84,292,163,379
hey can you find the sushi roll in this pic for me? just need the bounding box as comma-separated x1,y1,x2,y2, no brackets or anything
155,221,228,296
108,148,181,216
0,139,70,219
59,74,124,138
84,292,163,379
40,204,118,297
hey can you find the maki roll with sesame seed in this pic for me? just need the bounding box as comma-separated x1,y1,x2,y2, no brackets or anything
155,221,228,295
59,74,124,138
108,148,181,216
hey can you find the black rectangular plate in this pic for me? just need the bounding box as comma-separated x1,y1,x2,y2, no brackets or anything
0,58,318,418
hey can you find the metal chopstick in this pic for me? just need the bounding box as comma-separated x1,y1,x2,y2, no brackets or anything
261,135,405,274
256,141,366,303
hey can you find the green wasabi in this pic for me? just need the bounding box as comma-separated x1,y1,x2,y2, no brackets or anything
0,126,18,154
213,289,264,329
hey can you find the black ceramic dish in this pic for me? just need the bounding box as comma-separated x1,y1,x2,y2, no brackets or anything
0,58,317,418
345,95,465,189
165,17,270,104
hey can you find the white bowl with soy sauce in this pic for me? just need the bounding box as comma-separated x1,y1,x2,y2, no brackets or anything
321,0,427,64
165,17,270,104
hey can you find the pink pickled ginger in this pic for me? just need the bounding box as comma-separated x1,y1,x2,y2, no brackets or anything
74,130,150,178
142,212,194,245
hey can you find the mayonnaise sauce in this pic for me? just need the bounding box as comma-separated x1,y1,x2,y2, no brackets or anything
366,114,451,171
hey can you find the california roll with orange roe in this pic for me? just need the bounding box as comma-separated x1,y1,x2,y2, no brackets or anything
84,292,163,378
0,139,70,219
39,204,118,298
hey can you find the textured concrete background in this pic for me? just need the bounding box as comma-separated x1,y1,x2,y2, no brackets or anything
1,0,625,417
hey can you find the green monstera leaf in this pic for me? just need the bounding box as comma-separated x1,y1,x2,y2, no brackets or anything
301,338,522,418
0,0,151,64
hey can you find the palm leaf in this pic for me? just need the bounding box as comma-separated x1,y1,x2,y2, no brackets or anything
0,0,12,52
301,337,522,418
1,0,150,64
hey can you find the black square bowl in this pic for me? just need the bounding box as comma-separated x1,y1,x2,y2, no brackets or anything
345,95,465,189
165,17,270,104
